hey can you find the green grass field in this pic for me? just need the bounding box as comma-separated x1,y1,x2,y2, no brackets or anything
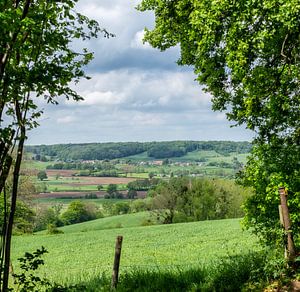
12,217,260,286
33,198,132,210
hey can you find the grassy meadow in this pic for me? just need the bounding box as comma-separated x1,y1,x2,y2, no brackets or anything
12,217,260,287
12,147,266,290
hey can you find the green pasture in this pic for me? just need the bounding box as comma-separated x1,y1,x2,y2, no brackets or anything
33,198,132,208
37,177,128,193
12,217,260,285
172,150,220,162
38,211,151,234
122,151,151,161
22,160,52,171
45,184,98,192
126,172,149,178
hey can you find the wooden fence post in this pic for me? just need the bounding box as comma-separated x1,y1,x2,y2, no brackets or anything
278,187,296,261
111,235,123,289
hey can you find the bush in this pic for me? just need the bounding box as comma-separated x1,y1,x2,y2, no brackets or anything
61,201,98,225
46,224,64,234
34,206,63,232
112,202,131,215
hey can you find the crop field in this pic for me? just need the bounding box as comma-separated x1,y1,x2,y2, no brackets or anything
45,173,136,185
34,197,133,209
12,217,260,286
36,175,135,196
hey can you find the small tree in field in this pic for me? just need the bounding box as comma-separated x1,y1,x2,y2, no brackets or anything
61,201,97,225
107,184,118,195
37,171,47,181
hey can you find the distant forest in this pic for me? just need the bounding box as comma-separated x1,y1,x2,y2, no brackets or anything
26,141,252,161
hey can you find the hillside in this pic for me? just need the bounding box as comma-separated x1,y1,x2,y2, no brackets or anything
26,141,251,161
12,216,260,286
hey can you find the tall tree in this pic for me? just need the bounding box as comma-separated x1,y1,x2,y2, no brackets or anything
0,1,112,289
137,0,300,248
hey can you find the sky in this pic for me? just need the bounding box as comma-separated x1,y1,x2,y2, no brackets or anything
27,0,252,145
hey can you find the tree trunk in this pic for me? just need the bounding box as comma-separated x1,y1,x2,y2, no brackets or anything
1,127,25,291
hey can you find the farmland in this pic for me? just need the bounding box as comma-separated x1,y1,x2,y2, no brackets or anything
38,174,135,194
23,144,250,206
12,216,260,287
9,142,264,290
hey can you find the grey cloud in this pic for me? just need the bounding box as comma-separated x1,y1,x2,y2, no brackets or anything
75,0,182,73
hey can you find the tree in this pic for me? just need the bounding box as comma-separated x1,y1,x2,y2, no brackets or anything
37,171,47,181
0,1,112,289
127,189,137,199
61,201,97,225
151,177,189,224
151,177,248,224
107,184,117,195
148,172,155,179
137,1,300,249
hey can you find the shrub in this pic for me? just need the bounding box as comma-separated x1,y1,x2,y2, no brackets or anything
61,201,97,225
46,224,64,234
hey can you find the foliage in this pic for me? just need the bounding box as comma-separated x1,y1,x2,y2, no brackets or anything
239,145,300,248
13,201,36,234
127,189,137,199
46,224,64,235
0,0,107,289
137,0,300,141
151,177,251,224
0,196,35,234
37,171,47,181
147,144,186,158
106,184,117,195
112,251,267,292
61,201,98,225
127,178,160,191
12,247,87,291
137,0,300,248
26,141,252,161
12,246,51,291
111,202,131,215
34,205,63,232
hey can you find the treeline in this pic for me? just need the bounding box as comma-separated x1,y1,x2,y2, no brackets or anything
149,177,252,224
10,177,251,233
26,141,251,161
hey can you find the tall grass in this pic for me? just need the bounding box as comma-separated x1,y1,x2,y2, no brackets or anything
60,251,267,291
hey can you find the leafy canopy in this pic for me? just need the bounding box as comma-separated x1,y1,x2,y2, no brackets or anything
0,1,111,289
137,0,300,247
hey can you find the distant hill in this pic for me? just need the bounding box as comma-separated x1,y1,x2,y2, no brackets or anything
25,141,251,161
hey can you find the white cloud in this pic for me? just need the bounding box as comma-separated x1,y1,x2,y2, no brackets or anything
26,0,253,145
56,116,76,124
131,113,165,126
79,91,125,106
67,69,211,113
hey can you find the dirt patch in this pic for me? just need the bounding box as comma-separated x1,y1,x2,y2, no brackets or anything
37,190,147,199
46,170,77,177
46,170,137,185
63,177,137,186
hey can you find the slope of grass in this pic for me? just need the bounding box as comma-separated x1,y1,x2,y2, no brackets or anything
38,212,152,234
12,218,260,286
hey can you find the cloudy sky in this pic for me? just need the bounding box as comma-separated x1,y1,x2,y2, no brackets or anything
27,0,252,145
